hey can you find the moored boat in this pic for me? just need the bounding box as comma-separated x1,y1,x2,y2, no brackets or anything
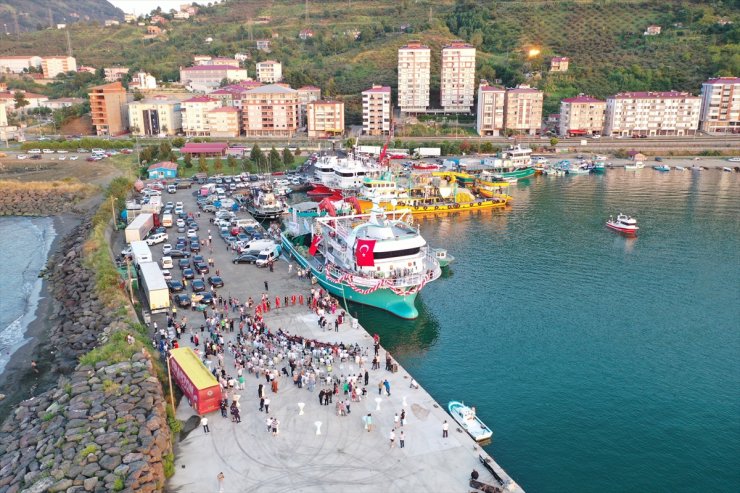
433,248,455,268
674,165,686,171
246,189,286,220
654,164,671,172
625,162,645,170
448,401,493,442
606,213,639,236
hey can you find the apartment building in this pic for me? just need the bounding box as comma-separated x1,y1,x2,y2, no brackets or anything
550,57,570,73
306,101,345,138
0,56,42,73
256,60,282,83
179,65,250,93
504,84,544,135
131,72,157,90
699,77,740,134
88,81,129,136
241,84,299,137
41,56,77,78
182,96,220,136
398,41,430,113
104,67,130,82
605,91,701,136
362,85,392,136
475,81,506,136
559,95,606,136
440,41,476,113
128,96,182,136
206,107,240,138
297,86,321,127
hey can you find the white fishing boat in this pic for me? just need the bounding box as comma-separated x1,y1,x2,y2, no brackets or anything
606,213,639,236
448,401,493,442
674,165,686,171
625,161,645,170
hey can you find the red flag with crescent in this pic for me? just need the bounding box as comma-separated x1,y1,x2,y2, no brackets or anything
356,239,376,267
309,235,321,256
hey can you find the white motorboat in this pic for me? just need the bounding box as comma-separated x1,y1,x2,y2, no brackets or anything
625,161,645,170
606,213,639,236
722,167,733,172
448,401,493,442
674,166,686,171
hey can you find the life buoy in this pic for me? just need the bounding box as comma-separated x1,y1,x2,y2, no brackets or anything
434,206,439,211
454,204,460,209
423,206,428,211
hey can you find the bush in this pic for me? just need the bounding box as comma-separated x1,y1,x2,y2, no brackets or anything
163,453,176,478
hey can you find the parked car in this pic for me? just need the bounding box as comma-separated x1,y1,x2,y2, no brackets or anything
233,252,259,264
194,261,209,274
178,258,190,269
182,268,195,280
207,276,224,288
168,249,190,258
174,293,191,308
167,280,184,292
161,256,173,269
17,154,28,160
145,232,168,245
161,269,172,281
189,241,201,252
191,279,206,292
69,155,79,161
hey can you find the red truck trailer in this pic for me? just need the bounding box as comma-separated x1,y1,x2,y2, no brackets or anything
168,347,221,415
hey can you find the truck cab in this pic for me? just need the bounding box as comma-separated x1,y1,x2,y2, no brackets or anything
255,244,281,267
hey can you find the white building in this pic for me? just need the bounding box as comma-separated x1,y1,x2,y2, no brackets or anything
41,56,77,78
362,85,392,136
128,96,182,136
131,72,157,90
559,95,606,137
179,65,250,93
699,77,740,134
476,81,506,136
255,60,282,83
605,91,702,137
398,41,430,113
0,56,42,73
504,84,544,135
182,95,221,136
104,67,130,83
440,41,476,113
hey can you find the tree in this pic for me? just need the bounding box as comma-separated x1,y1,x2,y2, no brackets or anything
227,155,237,172
172,137,185,148
269,147,281,168
326,78,337,97
282,147,294,166
241,156,251,172
198,155,208,173
294,147,302,156
549,137,559,147
250,144,264,164
184,153,193,168
13,92,29,112
133,90,144,101
481,142,494,153
213,155,223,172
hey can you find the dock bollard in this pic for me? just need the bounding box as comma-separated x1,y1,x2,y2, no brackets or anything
314,421,322,435
298,402,305,415
402,396,407,407
375,397,382,411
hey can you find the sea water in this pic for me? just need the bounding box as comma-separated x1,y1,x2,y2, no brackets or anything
0,217,56,376
354,170,740,492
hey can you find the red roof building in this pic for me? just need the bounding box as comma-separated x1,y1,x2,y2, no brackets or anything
181,142,228,156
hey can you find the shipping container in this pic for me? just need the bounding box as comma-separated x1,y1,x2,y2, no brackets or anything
138,261,170,313
125,213,154,243
414,147,442,157
169,347,221,415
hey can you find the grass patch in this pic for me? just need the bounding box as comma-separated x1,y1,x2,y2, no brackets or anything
163,453,176,478
42,412,56,422
112,476,125,491
102,379,120,394
78,330,150,367
77,444,98,461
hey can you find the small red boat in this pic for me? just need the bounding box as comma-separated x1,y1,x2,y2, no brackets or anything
413,162,441,170
307,184,337,198
606,213,639,236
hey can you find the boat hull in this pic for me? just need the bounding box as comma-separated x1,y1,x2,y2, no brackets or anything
606,222,638,236
497,167,536,180
281,234,421,319
448,400,493,442
357,197,510,215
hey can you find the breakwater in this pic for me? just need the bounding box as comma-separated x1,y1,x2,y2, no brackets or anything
0,180,96,217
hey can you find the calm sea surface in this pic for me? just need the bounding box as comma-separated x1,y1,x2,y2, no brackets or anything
0,216,55,375
353,170,740,492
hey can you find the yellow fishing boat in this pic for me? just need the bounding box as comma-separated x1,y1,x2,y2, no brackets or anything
358,188,511,214
476,179,510,199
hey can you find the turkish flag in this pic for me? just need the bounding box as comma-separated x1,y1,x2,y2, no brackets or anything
309,235,321,256
356,239,376,267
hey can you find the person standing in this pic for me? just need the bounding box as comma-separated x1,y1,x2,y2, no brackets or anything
389,429,396,448
399,430,405,448
393,413,400,429
383,379,391,396
442,420,449,438
400,409,406,427
264,397,270,414
264,280,269,291
201,416,209,433
217,472,225,493
364,370,369,386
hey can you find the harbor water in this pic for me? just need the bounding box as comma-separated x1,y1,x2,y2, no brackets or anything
0,216,56,375
352,170,739,492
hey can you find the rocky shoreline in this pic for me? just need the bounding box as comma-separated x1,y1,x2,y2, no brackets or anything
0,181,96,217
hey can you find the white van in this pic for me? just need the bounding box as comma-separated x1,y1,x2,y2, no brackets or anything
235,218,259,229
255,244,281,267
145,232,168,245
243,239,275,252
161,256,173,269
162,213,173,227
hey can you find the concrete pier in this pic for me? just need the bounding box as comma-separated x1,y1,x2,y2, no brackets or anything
153,187,522,492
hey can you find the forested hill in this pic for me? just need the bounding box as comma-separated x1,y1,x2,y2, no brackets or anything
0,0,122,32
0,0,737,116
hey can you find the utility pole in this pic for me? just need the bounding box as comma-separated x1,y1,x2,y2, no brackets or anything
305,0,309,24
48,8,53,29
66,30,73,57
111,196,116,230
13,12,20,38
429,6,433,23
248,18,253,41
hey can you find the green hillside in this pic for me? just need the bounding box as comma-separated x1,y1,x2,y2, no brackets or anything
0,0,122,32
0,0,737,119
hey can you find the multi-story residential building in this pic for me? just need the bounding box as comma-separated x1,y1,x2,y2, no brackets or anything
88,81,129,136
131,71,157,90
210,84,253,110
297,86,321,127
605,91,701,136
256,60,282,83
104,67,130,82
559,95,606,136
699,77,740,134
440,41,476,113
362,85,392,136
182,96,220,136
504,84,544,135
398,41,430,113
41,56,77,78
0,90,49,111
241,84,299,137
179,65,250,93
255,40,271,52
0,56,42,73
207,107,240,137
550,56,569,72
128,96,182,136
307,101,345,138
476,81,506,136
40,97,85,110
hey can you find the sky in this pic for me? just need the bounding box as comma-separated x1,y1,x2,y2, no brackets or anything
108,1,223,16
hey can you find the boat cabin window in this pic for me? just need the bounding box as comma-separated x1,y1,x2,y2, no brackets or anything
371,247,421,260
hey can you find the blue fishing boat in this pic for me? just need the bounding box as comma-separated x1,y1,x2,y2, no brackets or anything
448,401,493,442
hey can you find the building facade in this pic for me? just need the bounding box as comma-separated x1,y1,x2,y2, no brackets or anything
256,61,282,83
297,86,321,127
362,85,392,136
128,96,182,136
504,84,544,135
41,56,77,78
306,101,345,138
559,95,606,136
179,65,250,93
398,41,430,113
605,91,701,136
104,67,130,82
241,84,299,137
550,56,570,72
88,81,129,136
476,81,506,136
206,107,240,138
182,96,220,136
699,77,740,134
0,56,42,73
131,72,157,90
440,41,476,113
